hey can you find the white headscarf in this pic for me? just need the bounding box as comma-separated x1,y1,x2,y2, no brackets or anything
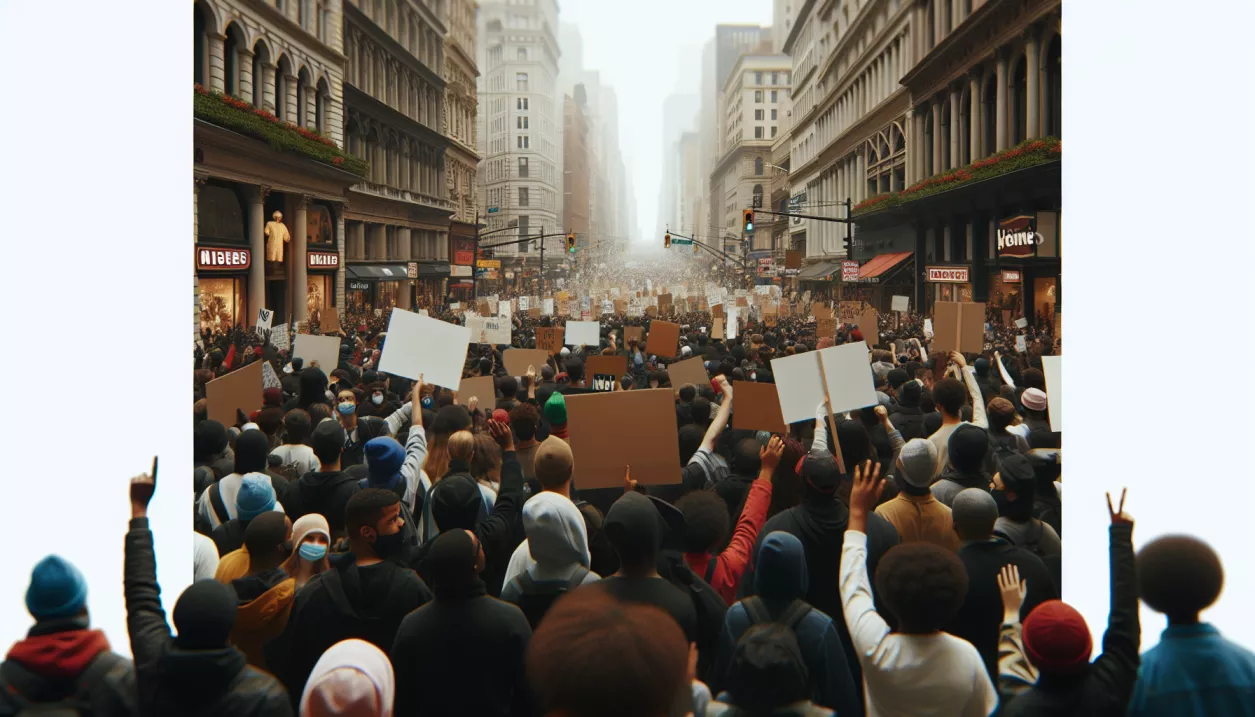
299,639,395,717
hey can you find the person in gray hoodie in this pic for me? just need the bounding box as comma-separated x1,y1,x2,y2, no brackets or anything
500,491,600,628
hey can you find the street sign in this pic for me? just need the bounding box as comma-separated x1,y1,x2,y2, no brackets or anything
671,238,693,245
487,207,499,214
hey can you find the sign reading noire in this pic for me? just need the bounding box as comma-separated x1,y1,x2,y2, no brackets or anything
997,215,1044,258
927,266,970,283
307,251,340,269
197,247,251,270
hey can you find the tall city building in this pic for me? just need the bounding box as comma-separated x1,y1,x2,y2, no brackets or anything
563,87,591,241
444,0,480,298
477,0,562,270
193,0,353,339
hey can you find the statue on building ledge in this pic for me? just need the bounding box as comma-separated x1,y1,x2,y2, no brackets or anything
264,211,290,264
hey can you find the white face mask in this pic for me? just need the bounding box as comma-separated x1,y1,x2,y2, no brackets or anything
372,394,384,405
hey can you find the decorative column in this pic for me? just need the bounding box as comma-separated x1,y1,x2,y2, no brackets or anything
914,0,928,58
969,73,982,160
396,227,413,309
931,100,943,177
208,34,227,93
194,177,206,340
949,88,961,169
370,224,387,259
238,49,254,104
247,185,268,324
261,63,277,113
1025,29,1041,139
334,203,347,315
293,195,309,323
995,49,1009,151
933,0,946,46
904,107,916,185
285,71,299,124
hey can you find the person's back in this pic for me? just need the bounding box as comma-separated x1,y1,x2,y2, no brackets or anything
290,419,360,537
500,492,599,629
1126,535,1255,717
874,438,961,552
0,557,138,717
707,624,835,717
228,514,296,671
391,530,533,717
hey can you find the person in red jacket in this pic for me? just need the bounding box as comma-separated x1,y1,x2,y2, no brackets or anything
677,435,782,604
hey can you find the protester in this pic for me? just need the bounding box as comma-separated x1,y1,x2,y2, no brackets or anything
873,436,961,551
270,409,321,480
125,467,293,715
707,623,836,717
991,454,1062,565
197,429,289,532
194,532,221,582
211,473,281,556
279,513,332,590
286,419,360,538
229,512,296,670
1126,535,1255,717
298,639,394,717
931,423,994,508
928,353,990,476
500,491,600,628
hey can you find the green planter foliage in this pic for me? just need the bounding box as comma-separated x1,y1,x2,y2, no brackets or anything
194,85,369,178
853,137,1061,216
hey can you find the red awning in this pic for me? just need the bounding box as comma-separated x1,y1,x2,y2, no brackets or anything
859,251,913,279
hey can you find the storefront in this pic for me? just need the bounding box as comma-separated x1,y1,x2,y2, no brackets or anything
842,252,914,314
306,250,339,323
925,266,973,312
994,210,1061,331
346,279,371,313
414,262,451,308
344,265,408,313
449,222,477,301
196,246,251,333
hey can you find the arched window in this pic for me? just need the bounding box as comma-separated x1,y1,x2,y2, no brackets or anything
1045,35,1061,137
754,157,764,175
297,67,311,126
252,41,270,108
194,1,211,86
223,23,245,97
1011,55,1028,145
315,0,326,40
275,55,292,121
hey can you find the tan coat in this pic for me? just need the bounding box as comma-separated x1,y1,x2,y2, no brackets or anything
874,491,962,552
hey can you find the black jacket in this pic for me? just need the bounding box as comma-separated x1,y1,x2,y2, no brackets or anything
124,518,292,716
210,518,250,557
946,539,1058,682
287,469,361,537
889,404,927,441
0,622,137,717
269,556,433,705
1002,524,1140,717
390,581,534,716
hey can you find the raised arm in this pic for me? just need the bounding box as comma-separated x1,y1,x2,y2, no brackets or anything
699,376,734,453
1090,490,1141,704
840,462,892,662
124,466,173,674
993,351,1016,389
951,352,988,428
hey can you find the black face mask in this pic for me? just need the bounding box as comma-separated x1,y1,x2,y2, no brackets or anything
372,529,406,559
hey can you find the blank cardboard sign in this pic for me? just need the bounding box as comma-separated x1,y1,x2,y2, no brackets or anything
931,302,986,355
711,317,724,340
646,321,681,358
293,334,342,374
1041,355,1062,432
585,354,628,379
503,348,549,376
667,356,709,390
536,327,564,355
205,361,263,427
457,375,496,406
858,308,879,348
565,320,600,347
731,381,788,434
321,309,341,334
377,309,471,389
624,326,645,345
565,389,681,489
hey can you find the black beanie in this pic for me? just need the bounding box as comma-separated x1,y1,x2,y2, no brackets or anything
425,529,479,591
233,429,271,474
172,580,237,649
949,423,990,473
194,420,229,462
887,368,910,391
899,381,922,407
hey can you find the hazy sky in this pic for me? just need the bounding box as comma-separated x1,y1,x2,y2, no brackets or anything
558,0,775,245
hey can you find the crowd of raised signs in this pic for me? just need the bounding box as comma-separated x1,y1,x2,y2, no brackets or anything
4,258,1250,716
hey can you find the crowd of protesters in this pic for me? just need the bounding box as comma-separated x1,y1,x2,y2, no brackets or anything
5,266,1251,715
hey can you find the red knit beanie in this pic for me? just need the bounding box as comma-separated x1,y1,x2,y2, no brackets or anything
1022,600,1092,673
492,408,510,424
850,329,864,342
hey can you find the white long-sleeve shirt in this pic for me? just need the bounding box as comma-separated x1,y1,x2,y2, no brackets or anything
840,530,998,717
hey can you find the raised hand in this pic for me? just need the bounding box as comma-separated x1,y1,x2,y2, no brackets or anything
130,457,157,519
759,435,784,473
997,564,1027,622
849,460,885,520
623,465,637,494
1106,488,1133,525
488,418,514,452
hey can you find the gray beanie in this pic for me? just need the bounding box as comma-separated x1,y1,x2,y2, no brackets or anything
897,438,939,488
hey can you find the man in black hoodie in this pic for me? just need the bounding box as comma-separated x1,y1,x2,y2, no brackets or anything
193,419,234,496
286,419,361,538
391,530,534,716
889,381,927,440
124,466,292,716
931,423,994,508
270,488,432,705
282,366,331,413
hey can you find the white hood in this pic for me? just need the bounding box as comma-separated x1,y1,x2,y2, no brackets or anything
523,492,589,573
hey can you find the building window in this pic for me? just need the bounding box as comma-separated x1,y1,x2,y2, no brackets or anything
516,72,528,91
754,126,764,139
771,109,777,120
518,187,529,207
771,71,779,84
518,156,529,177
517,47,527,60
517,116,529,129
754,157,764,175
754,90,763,103
771,126,778,137
754,109,764,120
223,24,243,96
517,97,529,110
517,135,529,148
771,90,778,103
755,72,763,84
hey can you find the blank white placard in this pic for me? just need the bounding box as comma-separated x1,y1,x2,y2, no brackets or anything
543,298,554,315
1042,355,1062,432
819,341,878,415
377,308,470,389
891,295,909,312
770,351,827,424
565,320,600,346
292,334,342,375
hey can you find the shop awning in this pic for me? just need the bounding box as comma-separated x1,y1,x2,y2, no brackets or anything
346,264,408,280
859,252,913,280
415,262,450,277
796,261,841,280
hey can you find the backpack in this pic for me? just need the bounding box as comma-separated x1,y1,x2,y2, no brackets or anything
994,520,1050,561
0,652,126,716
510,567,591,629
740,596,813,636
891,410,926,441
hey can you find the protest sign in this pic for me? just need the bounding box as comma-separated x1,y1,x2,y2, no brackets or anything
731,381,788,434
586,355,627,379
376,308,470,388
711,317,724,340
837,301,865,323
924,318,934,337
293,334,342,373
666,357,709,391
320,309,341,334
931,302,987,354
205,360,263,427
658,294,672,313
543,298,555,316
623,326,645,345
727,308,738,340
457,376,496,407
503,348,549,377
1042,356,1062,432
771,342,876,423
565,320,600,347
858,308,879,348
255,308,274,332
565,389,680,488
1015,317,1028,329
466,317,511,345
536,327,564,355
529,307,541,319
269,324,290,350
817,317,837,338
519,296,530,311
646,320,681,358
891,295,910,313
1016,334,1028,353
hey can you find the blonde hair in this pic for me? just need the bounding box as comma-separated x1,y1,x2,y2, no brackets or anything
448,430,476,463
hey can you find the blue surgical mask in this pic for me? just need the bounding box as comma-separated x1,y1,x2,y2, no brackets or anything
298,542,328,562
337,401,356,415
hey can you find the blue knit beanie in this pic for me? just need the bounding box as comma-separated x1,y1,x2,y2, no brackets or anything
364,437,406,487
26,555,88,620
236,473,277,521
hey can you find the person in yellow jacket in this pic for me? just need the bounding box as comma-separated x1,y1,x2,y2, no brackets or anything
227,513,296,670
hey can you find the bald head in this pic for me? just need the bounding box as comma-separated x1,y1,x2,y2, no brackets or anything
952,488,998,542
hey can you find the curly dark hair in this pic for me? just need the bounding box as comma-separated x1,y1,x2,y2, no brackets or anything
509,401,541,441
675,490,731,554
1136,535,1224,622
932,378,968,417
874,543,969,633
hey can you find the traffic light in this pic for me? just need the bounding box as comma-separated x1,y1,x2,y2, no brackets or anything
743,209,755,234
566,232,576,254
694,239,699,254
664,232,671,249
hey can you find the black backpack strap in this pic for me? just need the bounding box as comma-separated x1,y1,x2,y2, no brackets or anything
209,482,230,524
741,596,770,625
704,557,718,585
992,529,1015,545
515,571,538,595
779,599,813,631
